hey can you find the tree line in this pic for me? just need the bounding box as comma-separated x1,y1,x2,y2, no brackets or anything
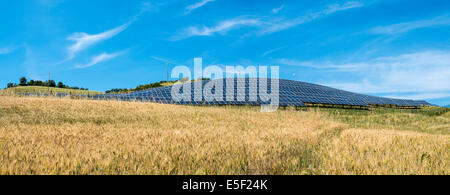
105,77,209,94
6,77,89,90
105,80,170,94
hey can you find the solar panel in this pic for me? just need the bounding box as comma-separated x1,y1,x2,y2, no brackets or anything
93,78,432,108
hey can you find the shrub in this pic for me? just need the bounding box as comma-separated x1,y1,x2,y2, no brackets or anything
47,80,56,87
28,80,35,86
19,77,27,86
57,82,65,88
6,83,17,88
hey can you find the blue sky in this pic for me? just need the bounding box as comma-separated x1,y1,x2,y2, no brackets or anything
1,0,450,105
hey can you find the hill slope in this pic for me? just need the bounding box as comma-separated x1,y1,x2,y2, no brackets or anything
0,96,448,175
1,86,103,95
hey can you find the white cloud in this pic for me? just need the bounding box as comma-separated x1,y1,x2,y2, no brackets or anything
151,56,170,63
278,50,450,100
369,15,450,34
0,46,17,55
261,46,286,57
323,1,363,14
272,4,284,14
173,1,363,40
185,0,215,15
151,56,180,65
74,52,123,69
65,3,150,61
257,1,363,35
275,58,367,70
171,18,262,40
386,92,450,100
66,23,131,61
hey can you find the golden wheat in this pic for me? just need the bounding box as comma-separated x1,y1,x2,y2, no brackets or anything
0,96,448,175
316,129,449,174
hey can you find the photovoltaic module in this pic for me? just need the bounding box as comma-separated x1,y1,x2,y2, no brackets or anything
92,78,433,108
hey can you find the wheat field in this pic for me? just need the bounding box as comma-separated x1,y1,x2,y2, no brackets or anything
0,96,448,175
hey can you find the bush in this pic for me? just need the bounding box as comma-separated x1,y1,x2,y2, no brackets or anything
19,77,27,86
34,80,45,86
28,80,35,86
106,88,129,94
6,83,17,88
47,80,56,87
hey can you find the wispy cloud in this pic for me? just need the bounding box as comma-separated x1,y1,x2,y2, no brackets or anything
369,15,450,34
151,56,170,63
386,92,450,100
65,3,151,61
323,1,363,14
0,46,17,55
185,0,215,15
275,58,367,70
66,23,130,61
151,56,190,67
278,50,450,100
257,1,363,35
171,18,261,40
173,1,363,40
74,51,123,69
261,46,286,57
272,4,284,14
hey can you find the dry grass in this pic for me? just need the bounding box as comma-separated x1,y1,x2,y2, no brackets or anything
321,108,450,135
0,96,448,175
316,129,449,174
1,86,103,95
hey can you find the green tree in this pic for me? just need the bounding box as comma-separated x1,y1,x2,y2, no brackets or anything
34,80,44,86
28,80,35,86
48,80,56,87
57,82,64,88
6,83,17,88
19,77,27,86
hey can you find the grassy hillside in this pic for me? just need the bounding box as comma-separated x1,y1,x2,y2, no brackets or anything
0,96,448,175
1,86,103,95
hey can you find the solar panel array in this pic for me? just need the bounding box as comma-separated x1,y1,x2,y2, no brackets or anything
92,78,432,108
